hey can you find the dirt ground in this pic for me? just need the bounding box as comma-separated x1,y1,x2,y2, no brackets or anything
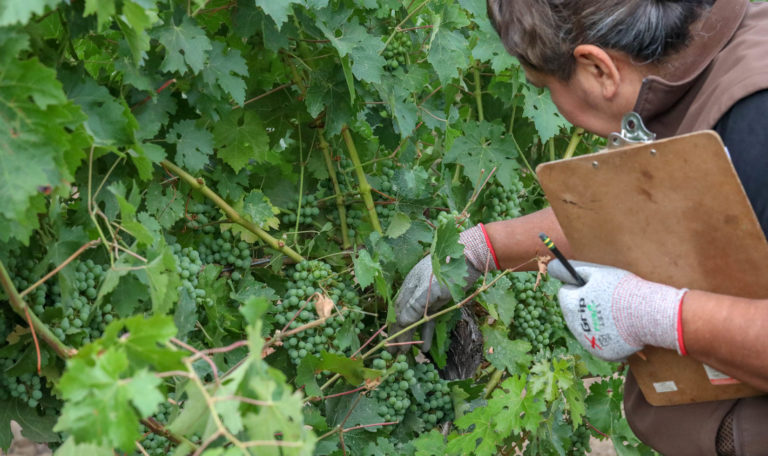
2,422,50,456
589,436,617,456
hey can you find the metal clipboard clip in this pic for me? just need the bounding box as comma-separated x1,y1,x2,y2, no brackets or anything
607,112,656,149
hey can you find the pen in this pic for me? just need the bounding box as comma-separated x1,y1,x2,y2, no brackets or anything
538,233,586,286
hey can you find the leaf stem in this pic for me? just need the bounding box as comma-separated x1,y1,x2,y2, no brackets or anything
319,132,351,248
161,160,304,263
563,127,585,159
341,127,382,234
548,138,555,162
473,61,484,123
483,367,504,399
19,240,100,298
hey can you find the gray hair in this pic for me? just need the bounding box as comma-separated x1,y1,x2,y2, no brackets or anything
487,0,715,80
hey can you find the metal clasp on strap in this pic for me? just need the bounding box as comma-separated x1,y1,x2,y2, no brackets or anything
607,112,656,149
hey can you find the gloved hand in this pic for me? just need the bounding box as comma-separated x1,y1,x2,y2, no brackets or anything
548,260,688,362
391,224,499,352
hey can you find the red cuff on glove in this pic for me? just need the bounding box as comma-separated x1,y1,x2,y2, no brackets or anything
478,223,501,270
677,291,688,356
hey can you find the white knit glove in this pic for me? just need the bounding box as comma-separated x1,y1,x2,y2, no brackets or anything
392,224,499,351
548,260,688,362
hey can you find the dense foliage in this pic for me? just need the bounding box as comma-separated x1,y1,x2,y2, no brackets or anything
0,1,655,455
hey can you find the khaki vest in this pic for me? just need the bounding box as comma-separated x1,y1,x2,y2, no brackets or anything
626,0,768,454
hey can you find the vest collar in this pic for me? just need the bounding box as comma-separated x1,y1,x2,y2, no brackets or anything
632,0,749,122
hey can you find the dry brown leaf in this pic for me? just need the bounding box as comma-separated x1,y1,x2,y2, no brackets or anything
534,254,551,290
364,376,382,390
260,346,276,358
312,292,335,319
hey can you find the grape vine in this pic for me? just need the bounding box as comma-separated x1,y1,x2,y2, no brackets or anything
0,1,652,455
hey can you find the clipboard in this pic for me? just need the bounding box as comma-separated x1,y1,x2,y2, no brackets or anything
536,129,768,405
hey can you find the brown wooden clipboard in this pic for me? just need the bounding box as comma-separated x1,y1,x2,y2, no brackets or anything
536,131,768,405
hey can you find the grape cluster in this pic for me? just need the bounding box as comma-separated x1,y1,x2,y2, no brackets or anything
342,208,363,239
410,362,454,426
372,353,413,423
436,210,471,230
7,257,48,316
135,397,178,456
171,243,212,306
508,272,566,352
383,31,411,71
482,180,525,222
273,260,363,366
373,160,397,223
137,432,170,456
197,230,252,277
0,361,44,408
281,192,325,227
184,201,219,234
369,353,454,428
49,260,114,345
567,423,592,456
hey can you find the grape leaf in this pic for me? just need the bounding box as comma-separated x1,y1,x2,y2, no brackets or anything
167,119,214,173
316,8,386,84
319,352,379,386
255,0,329,28
385,212,411,238
155,16,212,75
353,249,381,289
305,69,353,136
56,350,163,451
118,0,159,64
413,430,447,456
443,120,520,191
65,74,136,146
481,325,532,375
110,183,154,246
459,0,517,72
296,355,323,397
427,1,470,84
203,41,249,106
375,73,420,138
385,221,433,275
84,0,115,31
430,220,468,302
529,357,586,425
213,110,271,173
0,0,60,26
521,84,570,143
144,182,185,229
254,0,298,28
0,399,59,451
212,166,248,200
174,287,198,339
241,190,280,230
448,393,507,456
0,58,85,243
391,167,430,201
53,437,113,456
0,28,30,65
140,245,181,315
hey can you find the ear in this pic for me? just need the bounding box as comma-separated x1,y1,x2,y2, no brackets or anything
572,44,621,99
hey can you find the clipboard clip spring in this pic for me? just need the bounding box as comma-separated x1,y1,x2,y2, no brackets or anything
607,112,656,149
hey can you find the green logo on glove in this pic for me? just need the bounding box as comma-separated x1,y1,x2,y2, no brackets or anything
588,302,603,332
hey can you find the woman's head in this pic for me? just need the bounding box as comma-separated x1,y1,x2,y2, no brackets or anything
486,0,715,81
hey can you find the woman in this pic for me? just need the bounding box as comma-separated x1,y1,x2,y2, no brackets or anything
395,0,768,454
